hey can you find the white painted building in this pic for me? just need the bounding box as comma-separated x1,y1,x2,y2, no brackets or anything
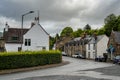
3,19,49,52
86,35,109,59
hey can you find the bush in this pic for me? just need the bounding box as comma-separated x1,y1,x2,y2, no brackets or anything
0,50,62,70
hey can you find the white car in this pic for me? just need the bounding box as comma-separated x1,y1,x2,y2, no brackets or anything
72,53,84,58
62,52,67,56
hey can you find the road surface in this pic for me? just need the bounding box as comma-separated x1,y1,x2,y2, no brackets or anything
0,56,119,80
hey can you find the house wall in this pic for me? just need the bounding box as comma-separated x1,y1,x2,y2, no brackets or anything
5,43,21,52
22,24,49,51
86,44,95,59
86,35,109,59
108,32,120,55
116,44,120,55
97,35,108,57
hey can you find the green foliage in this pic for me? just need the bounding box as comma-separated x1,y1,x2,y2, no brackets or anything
49,36,56,49
104,14,116,24
49,34,60,50
60,27,73,37
50,14,120,46
114,15,120,31
84,24,91,30
0,50,62,70
97,27,105,35
82,29,98,36
104,14,117,36
72,28,83,38
55,33,60,39
118,24,120,31
104,14,120,36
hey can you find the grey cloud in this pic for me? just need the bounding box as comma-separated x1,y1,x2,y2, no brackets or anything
0,0,88,22
0,0,120,35
79,0,120,24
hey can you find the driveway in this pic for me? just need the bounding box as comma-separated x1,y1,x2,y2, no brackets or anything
0,56,119,80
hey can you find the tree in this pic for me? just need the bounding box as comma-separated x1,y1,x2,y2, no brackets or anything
55,33,60,40
114,15,120,31
60,27,73,37
97,27,105,35
72,28,83,37
104,14,116,36
84,24,91,30
104,14,116,24
118,24,120,31
49,36,55,49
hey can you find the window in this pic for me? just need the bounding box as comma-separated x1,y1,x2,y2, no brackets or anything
88,44,90,50
25,39,31,46
93,43,95,50
11,36,19,41
25,39,27,46
18,47,21,51
28,39,31,46
42,47,46,50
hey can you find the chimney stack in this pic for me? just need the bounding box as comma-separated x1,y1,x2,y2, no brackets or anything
31,22,35,28
5,22,9,31
34,17,39,24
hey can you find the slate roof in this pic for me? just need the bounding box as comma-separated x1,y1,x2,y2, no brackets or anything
113,31,120,44
88,35,105,44
3,28,29,43
74,37,81,41
66,35,91,45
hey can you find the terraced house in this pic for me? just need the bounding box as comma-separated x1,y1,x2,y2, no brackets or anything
64,34,109,59
64,34,91,57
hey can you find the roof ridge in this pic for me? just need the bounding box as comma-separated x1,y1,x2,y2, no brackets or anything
38,24,49,35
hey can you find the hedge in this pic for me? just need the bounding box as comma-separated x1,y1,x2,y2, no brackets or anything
0,50,62,70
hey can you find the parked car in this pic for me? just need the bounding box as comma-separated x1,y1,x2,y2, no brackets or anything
72,52,84,59
62,52,67,56
113,56,120,64
95,56,104,62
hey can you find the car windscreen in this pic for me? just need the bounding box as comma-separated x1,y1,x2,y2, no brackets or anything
115,56,120,59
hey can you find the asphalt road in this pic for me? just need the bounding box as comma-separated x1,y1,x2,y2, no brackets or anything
0,56,119,80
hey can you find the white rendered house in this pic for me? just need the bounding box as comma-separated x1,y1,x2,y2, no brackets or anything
3,19,49,52
86,35,109,59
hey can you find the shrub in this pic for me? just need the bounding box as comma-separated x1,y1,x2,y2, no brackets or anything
0,50,62,70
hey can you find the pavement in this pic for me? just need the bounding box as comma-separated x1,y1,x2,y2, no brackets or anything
18,75,111,80
0,61,69,75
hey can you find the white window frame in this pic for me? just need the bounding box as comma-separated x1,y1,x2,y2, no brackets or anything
25,39,31,46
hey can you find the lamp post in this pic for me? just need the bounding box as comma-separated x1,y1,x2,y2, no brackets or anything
21,11,34,51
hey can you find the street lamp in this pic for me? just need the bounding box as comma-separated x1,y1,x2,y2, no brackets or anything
20,11,34,51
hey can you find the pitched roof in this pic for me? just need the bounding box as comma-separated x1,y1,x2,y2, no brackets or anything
113,31,120,44
3,28,29,43
3,20,49,44
67,36,91,45
38,24,49,35
88,35,105,44
96,35,105,42
74,37,81,41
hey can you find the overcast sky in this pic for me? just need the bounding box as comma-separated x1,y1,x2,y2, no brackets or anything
0,0,120,36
